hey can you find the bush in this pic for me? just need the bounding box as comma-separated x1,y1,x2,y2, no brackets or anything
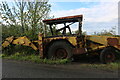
2,52,71,64
2,45,38,55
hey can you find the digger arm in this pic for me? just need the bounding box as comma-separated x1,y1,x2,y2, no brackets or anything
2,36,38,51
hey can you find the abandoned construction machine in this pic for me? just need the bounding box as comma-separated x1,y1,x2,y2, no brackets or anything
2,15,120,63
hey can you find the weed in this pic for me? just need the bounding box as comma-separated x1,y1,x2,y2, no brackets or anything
2,52,120,70
2,52,70,64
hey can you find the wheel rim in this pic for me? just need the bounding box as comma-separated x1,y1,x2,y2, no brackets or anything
105,53,115,63
55,48,67,59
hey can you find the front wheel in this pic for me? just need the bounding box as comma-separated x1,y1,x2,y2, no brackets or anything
100,47,116,64
47,41,73,60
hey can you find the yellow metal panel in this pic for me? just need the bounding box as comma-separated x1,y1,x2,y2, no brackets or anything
44,36,77,46
67,37,77,46
91,46,105,50
86,35,120,46
2,41,10,48
2,36,14,48
13,36,31,45
86,35,120,50
12,36,38,50
2,36,38,51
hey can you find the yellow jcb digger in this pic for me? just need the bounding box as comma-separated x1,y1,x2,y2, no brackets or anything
2,15,120,63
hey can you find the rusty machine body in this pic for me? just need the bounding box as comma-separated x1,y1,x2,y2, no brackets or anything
2,15,120,63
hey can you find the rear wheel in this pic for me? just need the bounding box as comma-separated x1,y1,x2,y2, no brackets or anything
100,47,116,64
47,41,73,60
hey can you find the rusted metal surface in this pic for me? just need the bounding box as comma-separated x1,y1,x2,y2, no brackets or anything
43,15,83,25
43,35,87,55
107,38,120,49
55,48,67,59
107,38,119,46
73,48,87,55
105,53,115,63
38,33,44,58
76,35,85,48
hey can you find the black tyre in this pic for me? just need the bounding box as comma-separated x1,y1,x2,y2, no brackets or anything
100,47,116,64
47,41,73,59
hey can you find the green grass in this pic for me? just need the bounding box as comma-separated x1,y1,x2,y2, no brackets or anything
1,53,120,70
85,62,119,70
1,53,70,64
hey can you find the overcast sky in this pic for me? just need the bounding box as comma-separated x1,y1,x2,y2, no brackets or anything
0,0,119,35
49,0,119,35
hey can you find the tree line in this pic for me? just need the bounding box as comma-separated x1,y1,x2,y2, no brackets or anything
0,0,51,55
0,0,51,41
